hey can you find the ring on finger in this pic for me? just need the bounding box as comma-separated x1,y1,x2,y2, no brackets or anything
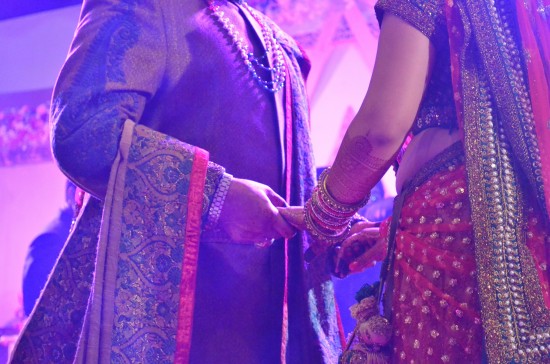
254,238,275,248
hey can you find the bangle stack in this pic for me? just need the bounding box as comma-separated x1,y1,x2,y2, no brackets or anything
305,168,369,254
206,173,233,230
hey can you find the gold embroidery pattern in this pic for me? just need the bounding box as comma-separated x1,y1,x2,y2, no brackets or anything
461,1,550,362
10,199,103,363
109,125,200,362
472,0,547,218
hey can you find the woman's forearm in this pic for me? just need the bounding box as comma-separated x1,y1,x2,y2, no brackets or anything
326,119,405,205
325,14,434,205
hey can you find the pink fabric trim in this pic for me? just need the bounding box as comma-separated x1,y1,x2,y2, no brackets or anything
335,299,347,349
280,62,293,364
175,147,209,364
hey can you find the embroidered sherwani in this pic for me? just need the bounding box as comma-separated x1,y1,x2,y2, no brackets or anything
10,1,342,363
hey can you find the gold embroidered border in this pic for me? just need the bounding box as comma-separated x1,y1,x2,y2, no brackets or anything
468,0,547,217
462,1,550,362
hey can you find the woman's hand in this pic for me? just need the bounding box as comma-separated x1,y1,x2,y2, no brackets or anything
335,221,387,276
278,208,388,272
278,206,306,230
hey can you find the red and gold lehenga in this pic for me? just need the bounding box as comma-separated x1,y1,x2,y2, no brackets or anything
387,143,483,363
385,142,550,363
372,0,550,363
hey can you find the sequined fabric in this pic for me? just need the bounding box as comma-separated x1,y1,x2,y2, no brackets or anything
385,138,550,364
447,1,550,362
388,143,483,363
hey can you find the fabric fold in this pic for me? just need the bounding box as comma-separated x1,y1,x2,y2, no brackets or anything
11,120,209,364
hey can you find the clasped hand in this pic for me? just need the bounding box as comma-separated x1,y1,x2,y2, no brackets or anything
279,207,387,276
217,178,296,244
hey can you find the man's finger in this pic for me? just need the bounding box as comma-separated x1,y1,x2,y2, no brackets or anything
272,212,297,239
265,188,288,207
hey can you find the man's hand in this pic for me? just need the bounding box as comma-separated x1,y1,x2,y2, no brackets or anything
217,178,296,244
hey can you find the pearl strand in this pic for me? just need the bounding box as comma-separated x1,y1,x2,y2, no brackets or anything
206,0,286,93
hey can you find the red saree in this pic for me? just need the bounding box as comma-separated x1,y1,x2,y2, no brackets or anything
387,143,483,363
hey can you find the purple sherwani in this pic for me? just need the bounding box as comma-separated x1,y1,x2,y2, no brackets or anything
11,1,342,363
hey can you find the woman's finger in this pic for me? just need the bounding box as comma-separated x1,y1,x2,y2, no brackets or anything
340,228,380,250
350,218,381,233
349,238,387,273
278,206,306,230
334,228,380,276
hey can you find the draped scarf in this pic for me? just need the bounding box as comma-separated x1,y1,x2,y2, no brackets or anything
445,1,550,362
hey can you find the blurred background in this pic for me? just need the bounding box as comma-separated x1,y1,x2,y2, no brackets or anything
0,0,395,360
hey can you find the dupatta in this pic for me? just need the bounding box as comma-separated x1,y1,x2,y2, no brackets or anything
446,1,550,362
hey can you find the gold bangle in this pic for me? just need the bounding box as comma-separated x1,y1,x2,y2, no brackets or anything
304,199,351,244
319,168,370,213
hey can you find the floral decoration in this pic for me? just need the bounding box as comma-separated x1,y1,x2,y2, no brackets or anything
0,102,52,167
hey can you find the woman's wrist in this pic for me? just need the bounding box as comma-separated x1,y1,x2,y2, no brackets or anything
304,168,370,253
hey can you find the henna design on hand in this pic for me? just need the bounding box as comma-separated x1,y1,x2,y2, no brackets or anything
340,135,386,174
329,133,396,203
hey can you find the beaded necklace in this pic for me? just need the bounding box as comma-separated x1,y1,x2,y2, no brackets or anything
206,0,286,93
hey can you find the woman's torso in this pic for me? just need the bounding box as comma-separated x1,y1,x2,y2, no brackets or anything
396,127,462,193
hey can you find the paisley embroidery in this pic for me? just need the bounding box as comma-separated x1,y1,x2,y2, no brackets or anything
51,0,142,191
